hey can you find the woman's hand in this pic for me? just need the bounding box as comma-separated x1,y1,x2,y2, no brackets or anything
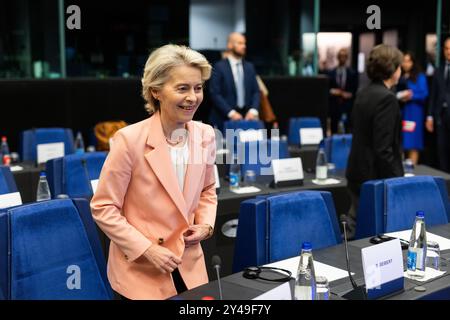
183,224,212,248
143,245,182,274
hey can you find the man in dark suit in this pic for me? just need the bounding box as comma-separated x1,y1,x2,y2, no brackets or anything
328,48,358,133
426,37,450,173
209,32,260,131
346,44,404,238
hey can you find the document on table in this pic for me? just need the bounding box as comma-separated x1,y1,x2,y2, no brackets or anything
404,268,447,282
252,282,292,300
229,186,262,194
265,256,353,282
385,230,450,251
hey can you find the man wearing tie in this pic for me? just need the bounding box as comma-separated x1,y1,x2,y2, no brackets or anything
426,37,450,172
209,32,260,132
328,48,358,134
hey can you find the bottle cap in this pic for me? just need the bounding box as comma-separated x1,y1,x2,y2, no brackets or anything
1,136,6,142
40,171,46,177
416,211,425,218
302,242,312,250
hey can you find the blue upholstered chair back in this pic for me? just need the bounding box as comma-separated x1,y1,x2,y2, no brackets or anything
46,152,107,199
20,128,75,162
224,120,265,132
0,166,18,195
233,191,342,272
0,198,113,300
237,139,289,177
355,176,450,239
288,117,322,145
324,134,352,170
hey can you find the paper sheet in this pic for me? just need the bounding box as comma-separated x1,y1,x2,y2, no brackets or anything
252,282,292,300
0,192,23,209
312,178,341,185
229,186,262,194
385,230,450,251
404,268,447,282
265,256,353,283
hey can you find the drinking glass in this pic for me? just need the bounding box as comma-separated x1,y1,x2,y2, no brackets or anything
243,170,256,187
426,241,440,271
315,276,330,300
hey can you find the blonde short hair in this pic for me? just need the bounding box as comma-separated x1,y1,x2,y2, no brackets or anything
141,44,212,114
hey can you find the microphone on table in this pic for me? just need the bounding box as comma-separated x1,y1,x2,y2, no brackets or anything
340,215,366,300
211,255,223,300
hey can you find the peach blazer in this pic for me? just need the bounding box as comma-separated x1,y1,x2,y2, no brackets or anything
90,112,217,299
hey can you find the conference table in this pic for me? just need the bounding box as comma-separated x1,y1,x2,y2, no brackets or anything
202,165,450,278
175,224,450,300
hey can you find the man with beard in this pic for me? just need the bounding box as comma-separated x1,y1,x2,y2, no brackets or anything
209,32,260,132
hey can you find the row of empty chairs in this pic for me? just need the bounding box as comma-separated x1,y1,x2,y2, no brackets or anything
233,175,450,272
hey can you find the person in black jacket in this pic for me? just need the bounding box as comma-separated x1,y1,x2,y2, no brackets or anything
426,37,450,173
345,44,404,238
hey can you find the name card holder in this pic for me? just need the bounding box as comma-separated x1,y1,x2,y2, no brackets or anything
361,239,404,300
270,158,304,188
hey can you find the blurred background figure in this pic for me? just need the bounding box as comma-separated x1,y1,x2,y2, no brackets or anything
397,51,428,165
209,32,261,132
256,75,278,130
327,48,358,134
426,37,450,173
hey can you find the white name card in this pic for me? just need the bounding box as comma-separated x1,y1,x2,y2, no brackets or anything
214,165,220,189
272,158,304,183
0,192,23,209
90,179,99,194
37,142,65,164
239,129,264,143
361,239,404,291
299,128,323,145
253,282,292,300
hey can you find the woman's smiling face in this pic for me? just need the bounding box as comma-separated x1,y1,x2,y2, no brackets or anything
153,64,204,126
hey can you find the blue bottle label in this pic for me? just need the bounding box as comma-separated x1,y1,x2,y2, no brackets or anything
230,173,239,187
407,250,417,271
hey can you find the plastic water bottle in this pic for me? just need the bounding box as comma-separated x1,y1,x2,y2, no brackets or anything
36,172,51,202
229,156,241,190
74,131,85,154
1,136,11,166
315,142,328,181
295,242,317,300
407,211,427,279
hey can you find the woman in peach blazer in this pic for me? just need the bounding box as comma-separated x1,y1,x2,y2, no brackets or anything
91,45,217,300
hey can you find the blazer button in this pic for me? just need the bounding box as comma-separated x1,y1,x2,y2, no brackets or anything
158,238,164,245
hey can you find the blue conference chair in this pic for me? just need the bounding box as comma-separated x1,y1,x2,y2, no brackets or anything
324,134,352,170
46,152,107,199
233,191,342,272
0,198,113,300
355,176,450,239
0,166,18,196
20,128,75,163
237,139,289,179
288,117,322,146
